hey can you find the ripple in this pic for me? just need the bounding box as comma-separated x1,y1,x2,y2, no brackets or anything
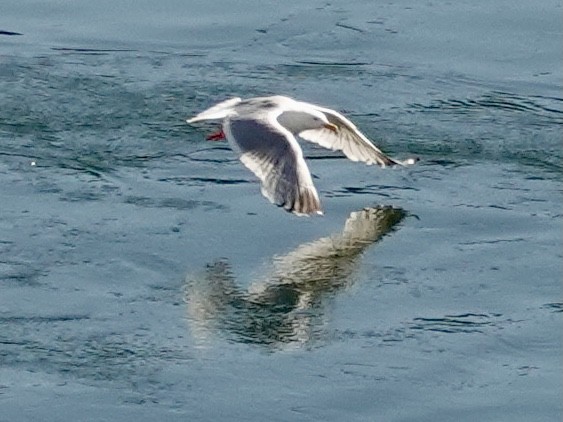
155,175,250,188
123,195,226,211
410,313,504,334
458,237,527,246
410,91,563,124
182,177,250,185
294,60,372,66
0,314,90,324
51,47,137,55
0,327,192,385
328,183,419,199
0,30,23,36
542,303,563,313
0,261,46,286
267,61,372,79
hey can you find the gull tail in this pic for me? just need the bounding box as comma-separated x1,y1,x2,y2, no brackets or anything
187,97,242,123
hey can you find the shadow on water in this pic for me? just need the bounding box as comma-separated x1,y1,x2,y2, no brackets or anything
184,206,407,350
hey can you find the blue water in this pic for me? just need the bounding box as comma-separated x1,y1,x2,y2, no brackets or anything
1,1,561,421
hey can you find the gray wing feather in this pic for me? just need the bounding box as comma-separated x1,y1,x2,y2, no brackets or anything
225,117,322,216
298,106,400,167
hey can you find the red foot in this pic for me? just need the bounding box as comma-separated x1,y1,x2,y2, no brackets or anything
206,129,226,141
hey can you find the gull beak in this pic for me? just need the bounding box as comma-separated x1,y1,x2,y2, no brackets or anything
323,122,339,133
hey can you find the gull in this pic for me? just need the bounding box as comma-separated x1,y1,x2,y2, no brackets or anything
187,95,411,216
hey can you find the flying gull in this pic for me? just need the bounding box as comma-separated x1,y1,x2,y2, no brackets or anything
187,95,413,215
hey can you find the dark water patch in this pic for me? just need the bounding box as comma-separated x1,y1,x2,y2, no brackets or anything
180,146,235,164
159,197,225,211
180,176,250,186
410,313,504,334
0,262,47,286
508,150,563,176
57,158,113,179
421,158,463,167
123,195,167,208
0,314,90,324
330,183,419,199
0,30,22,36
542,303,563,313
51,47,137,55
32,180,61,195
269,62,371,80
295,60,372,66
149,50,207,58
306,153,352,161
331,313,511,345
490,181,533,192
59,188,107,203
334,22,365,33
453,203,507,211
331,325,416,345
0,328,192,385
123,195,225,211
348,112,382,118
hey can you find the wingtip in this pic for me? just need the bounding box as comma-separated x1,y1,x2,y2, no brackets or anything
284,198,324,216
394,156,420,167
381,156,419,168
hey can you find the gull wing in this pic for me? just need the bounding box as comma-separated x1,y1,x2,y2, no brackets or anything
298,105,400,167
225,116,322,216
187,97,242,123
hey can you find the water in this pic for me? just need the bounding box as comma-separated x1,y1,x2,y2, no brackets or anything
1,1,561,421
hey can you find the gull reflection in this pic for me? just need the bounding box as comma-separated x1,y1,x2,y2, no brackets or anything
185,206,407,350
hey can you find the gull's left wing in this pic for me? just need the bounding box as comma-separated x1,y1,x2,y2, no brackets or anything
298,104,401,167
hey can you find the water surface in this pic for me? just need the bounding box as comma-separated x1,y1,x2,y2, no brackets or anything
1,1,561,421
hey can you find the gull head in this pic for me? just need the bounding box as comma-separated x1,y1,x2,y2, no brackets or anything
278,108,338,134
